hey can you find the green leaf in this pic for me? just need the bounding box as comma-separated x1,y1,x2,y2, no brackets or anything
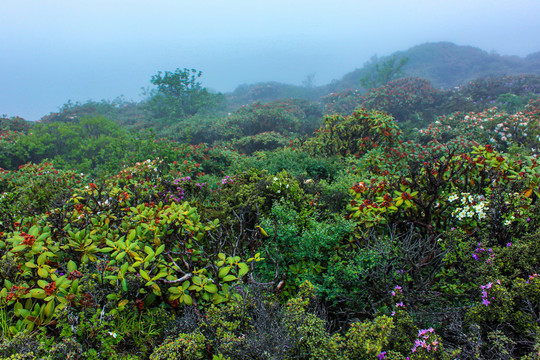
127,230,136,242
67,260,77,272
238,263,249,277
218,266,231,279
144,246,154,256
29,289,46,299
168,287,181,294
43,301,54,318
37,268,49,278
139,270,150,281
14,302,23,315
222,275,237,282
155,244,165,257
183,294,193,306
10,245,27,253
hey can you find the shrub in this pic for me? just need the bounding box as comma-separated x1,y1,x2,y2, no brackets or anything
303,108,402,158
150,331,208,360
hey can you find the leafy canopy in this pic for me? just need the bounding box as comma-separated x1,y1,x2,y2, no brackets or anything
147,68,223,120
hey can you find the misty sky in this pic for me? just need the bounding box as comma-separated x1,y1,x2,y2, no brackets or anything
1,0,539,121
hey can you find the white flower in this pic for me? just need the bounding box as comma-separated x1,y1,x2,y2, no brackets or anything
273,177,278,181
108,331,117,338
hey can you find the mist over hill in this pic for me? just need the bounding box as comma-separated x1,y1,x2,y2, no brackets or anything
338,42,540,90
229,42,540,104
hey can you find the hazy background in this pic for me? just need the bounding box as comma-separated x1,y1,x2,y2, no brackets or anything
1,0,539,121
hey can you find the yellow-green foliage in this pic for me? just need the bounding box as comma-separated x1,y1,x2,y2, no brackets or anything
150,331,207,360
344,315,394,358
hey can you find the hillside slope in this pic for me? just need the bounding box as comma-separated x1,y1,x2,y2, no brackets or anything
337,42,540,91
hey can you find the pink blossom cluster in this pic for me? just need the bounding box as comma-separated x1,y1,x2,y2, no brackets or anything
411,327,439,353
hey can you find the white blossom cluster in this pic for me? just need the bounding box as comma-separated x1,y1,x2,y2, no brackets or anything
266,176,289,194
449,192,489,221
504,215,515,226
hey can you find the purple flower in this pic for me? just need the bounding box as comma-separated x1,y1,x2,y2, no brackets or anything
507,242,512,247
482,298,490,306
378,351,387,359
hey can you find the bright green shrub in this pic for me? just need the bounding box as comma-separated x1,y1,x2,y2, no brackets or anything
235,147,343,182
343,315,394,358
256,202,354,299
0,331,84,360
150,331,207,360
282,292,342,359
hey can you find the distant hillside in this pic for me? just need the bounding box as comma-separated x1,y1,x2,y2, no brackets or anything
226,42,540,104
337,42,540,90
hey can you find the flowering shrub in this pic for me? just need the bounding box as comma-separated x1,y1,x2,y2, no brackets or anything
456,75,540,112
0,161,84,221
304,108,402,158
348,145,540,235
0,163,265,340
417,102,540,155
322,89,363,115
361,77,441,123
449,192,489,225
410,328,444,359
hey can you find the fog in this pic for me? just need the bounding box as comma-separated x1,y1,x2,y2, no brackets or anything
1,0,539,120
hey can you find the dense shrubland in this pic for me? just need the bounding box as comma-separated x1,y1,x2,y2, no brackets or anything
0,72,539,359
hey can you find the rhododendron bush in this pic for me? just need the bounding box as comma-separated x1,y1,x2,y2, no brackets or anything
1,76,540,359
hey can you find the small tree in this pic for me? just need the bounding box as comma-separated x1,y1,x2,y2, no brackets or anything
147,68,223,121
360,56,409,90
